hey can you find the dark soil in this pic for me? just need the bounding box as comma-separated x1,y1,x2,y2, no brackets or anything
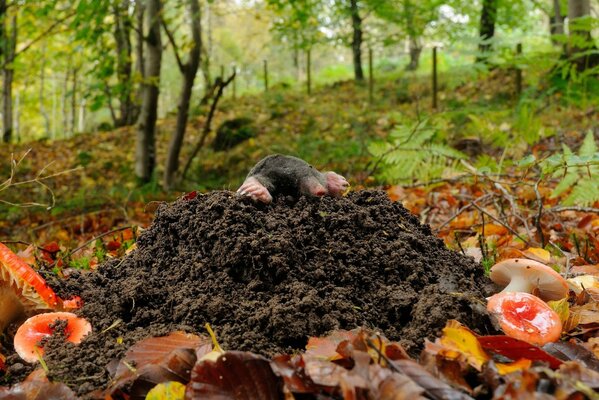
13,190,494,395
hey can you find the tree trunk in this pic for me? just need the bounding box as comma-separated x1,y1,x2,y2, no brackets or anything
39,46,51,136
163,0,201,191
62,69,70,137
70,67,78,136
476,0,497,63
567,0,599,71
405,33,422,71
114,0,135,127
132,0,145,124
349,0,364,81
135,0,162,183
2,11,16,143
550,0,565,44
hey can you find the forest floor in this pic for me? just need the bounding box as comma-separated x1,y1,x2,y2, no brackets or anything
0,66,598,397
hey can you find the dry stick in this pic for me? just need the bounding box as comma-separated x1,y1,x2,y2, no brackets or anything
263,59,268,92
493,181,532,238
471,202,530,246
0,240,44,251
533,178,545,247
515,43,522,97
547,206,599,213
368,47,373,104
67,225,133,257
432,46,438,110
180,71,236,181
434,193,494,232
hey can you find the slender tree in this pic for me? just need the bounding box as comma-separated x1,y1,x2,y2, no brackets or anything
135,0,162,183
2,10,16,143
113,0,135,126
476,0,498,63
349,0,364,81
163,0,202,190
567,0,599,71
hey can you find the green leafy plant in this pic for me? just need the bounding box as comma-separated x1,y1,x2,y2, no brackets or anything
368,118,466,183
521,131,599,206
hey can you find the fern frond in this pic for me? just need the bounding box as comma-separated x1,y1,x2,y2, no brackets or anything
563,178,599,206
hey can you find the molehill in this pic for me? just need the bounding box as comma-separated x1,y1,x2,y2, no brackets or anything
29,190,493,394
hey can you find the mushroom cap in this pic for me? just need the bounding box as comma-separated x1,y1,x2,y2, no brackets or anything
14,312,92,363
489,258,568,301
0,242,60,313
487,292,562,346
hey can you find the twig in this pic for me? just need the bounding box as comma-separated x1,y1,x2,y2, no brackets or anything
161,17,184,72
0,240,44,251
547,206,599,214
471,203,530,246
533,179,545,247
434,193,493,232
180,71,236,181
67,226,133,257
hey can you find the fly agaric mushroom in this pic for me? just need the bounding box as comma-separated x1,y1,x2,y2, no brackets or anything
487,292,562,346
14,312,91,363
489,258,568,301
0,242,80,332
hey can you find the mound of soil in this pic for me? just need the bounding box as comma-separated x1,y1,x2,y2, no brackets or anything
26,190,493,394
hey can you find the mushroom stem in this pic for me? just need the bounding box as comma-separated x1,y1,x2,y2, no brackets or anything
501,278,534,294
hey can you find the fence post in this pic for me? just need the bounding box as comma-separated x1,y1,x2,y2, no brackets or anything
432,47,438,110
368,47,374,104
263,59,269,92
306,48,311,95
232,65,237,99
515,43,522,97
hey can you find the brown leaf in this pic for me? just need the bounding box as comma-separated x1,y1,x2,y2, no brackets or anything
106,331,207,399
186,351,281,400
391,360,473,400
543,341,599,372
270,354,317,394
368,364,426,400
0,369,77,399
558,361,599,389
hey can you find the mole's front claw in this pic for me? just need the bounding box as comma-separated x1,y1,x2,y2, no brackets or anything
325,172,349,197
237,177,273,204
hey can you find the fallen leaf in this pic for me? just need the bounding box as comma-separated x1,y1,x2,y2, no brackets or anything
187,351,281,399
478,336,562,369
146,381,185,399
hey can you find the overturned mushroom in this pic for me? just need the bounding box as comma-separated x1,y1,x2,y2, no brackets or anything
14,312,91,363
489,258,568,301
0,243,79,332
487,292,562,346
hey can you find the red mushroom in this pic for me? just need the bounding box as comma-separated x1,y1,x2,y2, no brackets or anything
0,242,80,332
487,292,562,346
14,312,91,363
489,258,568,301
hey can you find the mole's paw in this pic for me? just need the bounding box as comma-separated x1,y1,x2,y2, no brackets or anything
237,178,273,204
325,172,349,196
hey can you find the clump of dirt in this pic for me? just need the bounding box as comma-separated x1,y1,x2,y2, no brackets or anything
41,190,493,395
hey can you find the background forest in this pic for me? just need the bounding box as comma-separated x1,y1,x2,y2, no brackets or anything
0,0,597,245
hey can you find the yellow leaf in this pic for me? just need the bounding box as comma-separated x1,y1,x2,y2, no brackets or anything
523,248,551,263
548,298,570,324
440,321,489,370
568,275,599,293
145,381,185,400
496,358,532,374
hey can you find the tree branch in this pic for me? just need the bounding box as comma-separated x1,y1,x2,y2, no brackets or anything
15,10,76,57
161,17,184,72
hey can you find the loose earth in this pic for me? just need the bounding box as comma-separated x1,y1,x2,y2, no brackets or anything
12,190,495,394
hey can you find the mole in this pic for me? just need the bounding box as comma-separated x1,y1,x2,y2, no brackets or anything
237,154,349,203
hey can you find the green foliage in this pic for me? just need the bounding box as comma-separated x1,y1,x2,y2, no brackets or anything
527,131,599,207
369,118,466,183
68,255,91,270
